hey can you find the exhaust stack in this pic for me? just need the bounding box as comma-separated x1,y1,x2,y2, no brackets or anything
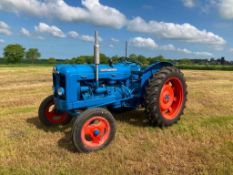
94,31,100,86
125,41,128,59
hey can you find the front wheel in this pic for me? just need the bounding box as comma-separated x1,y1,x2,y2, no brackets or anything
145,66,187,127
38,95,72,127
72,108,116,153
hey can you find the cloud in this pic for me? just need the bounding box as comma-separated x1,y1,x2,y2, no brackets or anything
0,39,5,44
230,48,233,53
108,38,119,48
34,23,103,43
194,0,233,20
68,31,79,39
81,0,126,28
159,44,176,51
200,0,218,14
177,48,192,54
160,43,213,56
37,36,45,40
80,34,103,42
129,37,158,49
80,34,94,42
194,51,213,57
0,21,11,35
129,37,213,57
20,27,30,37
0,0,126,29
111,38,119,42
127,17,226,45
182,0,196,8
109,44,114,48
160,44,192,54
35,22,65,38
160,44,191,55
142,5,153,10
218,0,233,19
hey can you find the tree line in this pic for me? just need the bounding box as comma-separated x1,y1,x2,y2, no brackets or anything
1,44,233,66
2,44,41,63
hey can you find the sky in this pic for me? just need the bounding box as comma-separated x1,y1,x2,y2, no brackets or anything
0,0,233,60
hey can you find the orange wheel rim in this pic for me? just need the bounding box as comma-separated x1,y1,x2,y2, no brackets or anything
81,116,110,148
159,77,184,120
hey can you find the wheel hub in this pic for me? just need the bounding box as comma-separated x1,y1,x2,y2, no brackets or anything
81,117,110,148
159,77,184,120
94,129,100,136
164,95,170,102
160,84,174,110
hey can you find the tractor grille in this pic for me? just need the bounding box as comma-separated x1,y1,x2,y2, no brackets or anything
53,73,66,100
59,74,66,88
59,74,66,100
52,73,58,97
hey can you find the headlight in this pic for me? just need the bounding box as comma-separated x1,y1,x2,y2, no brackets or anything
57,87,65,96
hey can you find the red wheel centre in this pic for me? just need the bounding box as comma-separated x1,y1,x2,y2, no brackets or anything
159,77,184,120
44,101,69,124
81,116,110,148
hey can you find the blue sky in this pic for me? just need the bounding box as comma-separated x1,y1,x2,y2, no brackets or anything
0,0,233,60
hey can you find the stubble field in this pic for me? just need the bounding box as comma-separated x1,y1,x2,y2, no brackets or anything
0,66,232,175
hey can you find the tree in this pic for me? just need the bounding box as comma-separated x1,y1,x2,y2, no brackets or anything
137,55,149,65
179,58,192,65
129,54,137,61
128,54,149,65
76,56,87,64
100,53,109,64
4,44,25,63
48,57,56,64
220,57,225,65
63,59,71,64
111,55,120,63
85,56,93,64
26,48,41,62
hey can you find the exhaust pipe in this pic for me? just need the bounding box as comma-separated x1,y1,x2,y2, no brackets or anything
125,41,128,59
94,31,100,86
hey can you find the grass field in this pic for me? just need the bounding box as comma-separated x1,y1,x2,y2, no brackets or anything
0,66,232,175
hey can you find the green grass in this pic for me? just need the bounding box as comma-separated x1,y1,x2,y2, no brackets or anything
202,116,233,127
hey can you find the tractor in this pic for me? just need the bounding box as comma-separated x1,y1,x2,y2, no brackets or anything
38,32,187,153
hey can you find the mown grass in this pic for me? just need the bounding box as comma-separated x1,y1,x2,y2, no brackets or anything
176,64,233,71
0,67,232,175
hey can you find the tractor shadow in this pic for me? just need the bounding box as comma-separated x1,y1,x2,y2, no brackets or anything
26,116,73,133
26,116,76,152
26,110,150,153
57,129,77,152
113,109,150,127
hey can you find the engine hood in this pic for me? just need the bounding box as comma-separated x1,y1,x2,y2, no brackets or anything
54,63,140,80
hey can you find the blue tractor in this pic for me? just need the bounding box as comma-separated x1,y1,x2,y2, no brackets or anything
39,32,187,153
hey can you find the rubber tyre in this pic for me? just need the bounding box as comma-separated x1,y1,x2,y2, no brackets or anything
145,66,187,127
72,108,116,153
38,95,72,127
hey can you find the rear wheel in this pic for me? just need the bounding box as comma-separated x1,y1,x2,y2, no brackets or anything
145,66,187,127
72,108,116,153
38,95,72,126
